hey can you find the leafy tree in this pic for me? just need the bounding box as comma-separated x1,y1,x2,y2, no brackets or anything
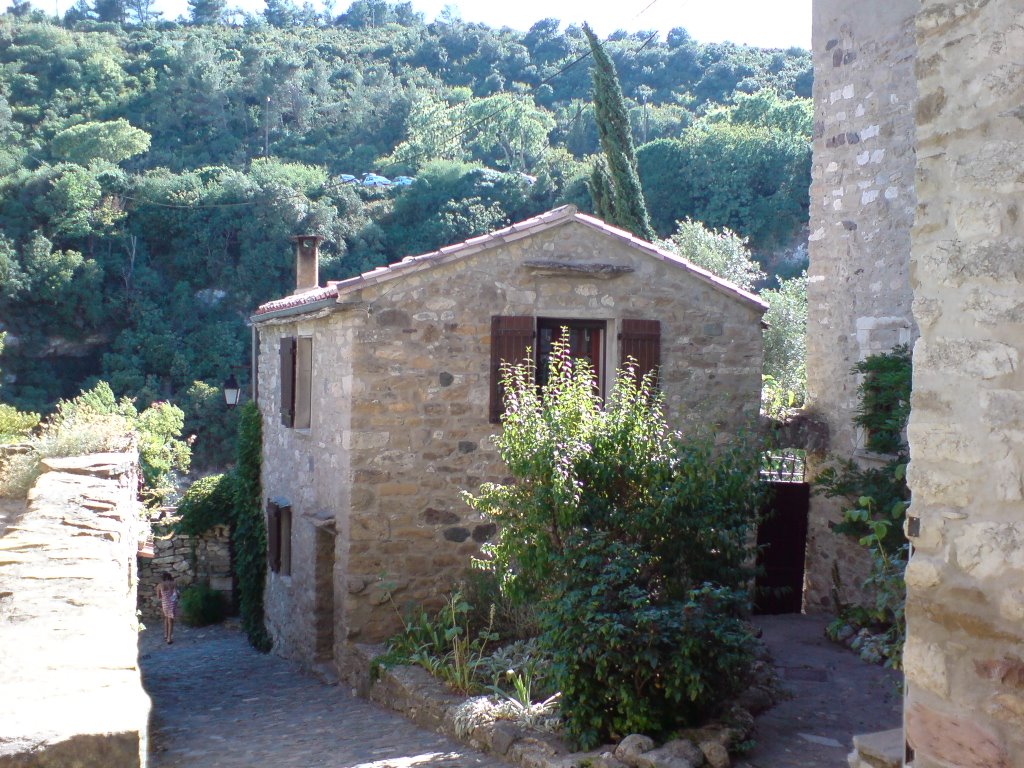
761,272,807,408
188,0,227,25
657,218,765,292
637,121,810,249
50,120,151,165
582,23,653,240
463,92,554,172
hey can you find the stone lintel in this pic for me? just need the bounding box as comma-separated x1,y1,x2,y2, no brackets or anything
521,259,635,278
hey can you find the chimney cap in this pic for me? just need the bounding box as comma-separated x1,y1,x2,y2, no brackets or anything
290,234,323,248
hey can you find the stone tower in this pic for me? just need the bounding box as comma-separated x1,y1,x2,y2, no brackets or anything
804,0,919,610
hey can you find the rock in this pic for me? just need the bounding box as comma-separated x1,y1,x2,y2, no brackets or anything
635,740,703,768
615,734,656,764
489,721,524,755
700,740,730,768
735,685,774,716
835,623,857,642
659,740,705,764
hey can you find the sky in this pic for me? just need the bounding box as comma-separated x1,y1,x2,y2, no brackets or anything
38,0,812,49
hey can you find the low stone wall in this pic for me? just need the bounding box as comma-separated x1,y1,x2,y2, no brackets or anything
138,523,233,620
350,644,775,768
0,451,149,767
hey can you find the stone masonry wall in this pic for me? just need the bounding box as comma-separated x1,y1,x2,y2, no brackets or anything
257,219,765,670
341,221,764,650
903,3,1024,766
260,310,353,667
138,524,233,620
805,0,919,610
0,452,149,767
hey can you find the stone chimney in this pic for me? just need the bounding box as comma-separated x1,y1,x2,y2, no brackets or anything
291,235,321,295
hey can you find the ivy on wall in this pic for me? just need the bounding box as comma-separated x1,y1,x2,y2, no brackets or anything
815,344,912,668
232,401,272,652
172,400,270,651
853,344,912,455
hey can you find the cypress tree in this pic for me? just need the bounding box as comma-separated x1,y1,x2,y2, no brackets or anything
588,156,614,222
583,23,655,241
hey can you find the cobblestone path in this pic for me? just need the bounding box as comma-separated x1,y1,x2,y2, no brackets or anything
140,623,509,768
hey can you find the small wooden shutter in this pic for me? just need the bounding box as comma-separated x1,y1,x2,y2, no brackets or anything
489,316,534,423
279,337,296,427
619,319,661,385
267,501,281,573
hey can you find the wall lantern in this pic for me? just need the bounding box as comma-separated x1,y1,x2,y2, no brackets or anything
223,374,242,408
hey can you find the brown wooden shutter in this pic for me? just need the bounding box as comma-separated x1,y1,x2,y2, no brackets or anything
279,337,296,427
619,319,661,385
489,316,534,423
267,501,281,573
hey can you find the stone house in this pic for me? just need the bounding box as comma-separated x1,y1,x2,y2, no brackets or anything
249,205,767,672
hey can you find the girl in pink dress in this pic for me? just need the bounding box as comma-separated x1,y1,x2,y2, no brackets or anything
155,572,179,644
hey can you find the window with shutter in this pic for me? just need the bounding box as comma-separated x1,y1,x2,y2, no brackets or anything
619,319,661,385
295,337,312,430
489,316,535,423
279,338,296,427
279,506,292,576
267,501,281,573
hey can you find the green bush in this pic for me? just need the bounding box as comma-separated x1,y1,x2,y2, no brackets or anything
0,403,40,443
176,473,236,536
179,582,229,627
546,566,754,745
465,333,763,748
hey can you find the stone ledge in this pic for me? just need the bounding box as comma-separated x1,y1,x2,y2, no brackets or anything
351,644,765,768
847,728,903,768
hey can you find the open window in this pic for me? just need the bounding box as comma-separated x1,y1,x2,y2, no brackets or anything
536,318,606,393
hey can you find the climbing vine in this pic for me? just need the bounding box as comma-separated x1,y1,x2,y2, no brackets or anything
815,345,912,668
232,401,272,652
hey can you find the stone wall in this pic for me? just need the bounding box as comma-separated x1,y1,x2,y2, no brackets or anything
0,452,149,767
804,0,919,610
903,2,1024,766
257,218,766,670
137,524,233,620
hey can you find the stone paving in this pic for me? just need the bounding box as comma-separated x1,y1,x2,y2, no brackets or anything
139,622,509,768
742,614,903,767
141,614,901,768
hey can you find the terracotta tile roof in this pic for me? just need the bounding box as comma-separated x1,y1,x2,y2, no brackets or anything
252,205,768,320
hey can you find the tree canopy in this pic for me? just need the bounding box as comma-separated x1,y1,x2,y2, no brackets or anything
0,9,811,466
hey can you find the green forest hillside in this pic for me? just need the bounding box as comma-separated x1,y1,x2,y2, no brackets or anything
0,4,811,465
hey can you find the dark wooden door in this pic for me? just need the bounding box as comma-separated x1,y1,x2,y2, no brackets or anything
754,481,810,614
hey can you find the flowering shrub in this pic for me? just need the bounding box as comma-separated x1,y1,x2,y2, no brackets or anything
465,333,764,747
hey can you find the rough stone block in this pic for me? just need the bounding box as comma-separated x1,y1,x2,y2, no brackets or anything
903,636,950,696
615,734,655,764
906,701,1008,768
